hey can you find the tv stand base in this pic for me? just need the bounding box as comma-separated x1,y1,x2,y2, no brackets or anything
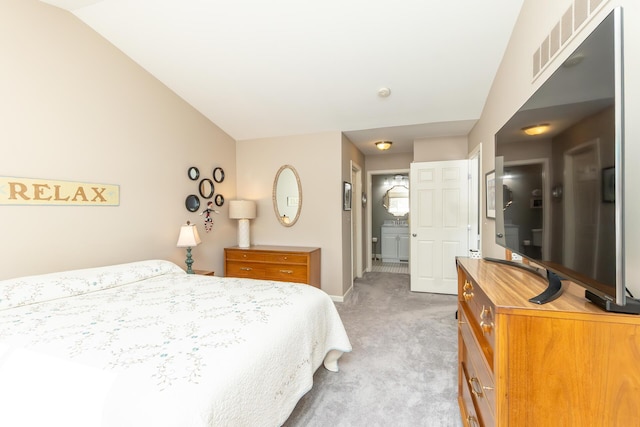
585,290,640,314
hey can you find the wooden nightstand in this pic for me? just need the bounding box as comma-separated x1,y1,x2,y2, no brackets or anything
193,269,214,276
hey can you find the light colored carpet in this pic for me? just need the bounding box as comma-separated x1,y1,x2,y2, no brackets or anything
284,272,462,427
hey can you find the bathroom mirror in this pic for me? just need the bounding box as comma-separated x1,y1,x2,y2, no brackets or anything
273,165,302,227
383,185,409,217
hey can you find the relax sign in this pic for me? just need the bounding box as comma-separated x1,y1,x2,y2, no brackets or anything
0,176,119,206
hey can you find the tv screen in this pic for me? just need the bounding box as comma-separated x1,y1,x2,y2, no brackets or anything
494,8,636,311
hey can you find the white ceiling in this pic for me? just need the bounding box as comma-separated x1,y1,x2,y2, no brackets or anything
40,0,524,156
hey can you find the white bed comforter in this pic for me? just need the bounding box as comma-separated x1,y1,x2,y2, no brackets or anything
0,260,351,426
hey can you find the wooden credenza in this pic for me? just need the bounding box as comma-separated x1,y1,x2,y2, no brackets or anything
224,245,320,288
456,257,640,427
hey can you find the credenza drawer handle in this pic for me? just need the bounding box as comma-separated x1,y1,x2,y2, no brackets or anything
240,267,253,271
463,280,474,302
279,269,293,274
467,415,479,427
468,377,484,398
480,305,494,334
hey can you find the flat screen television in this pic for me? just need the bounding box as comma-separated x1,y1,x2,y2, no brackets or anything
493,7,639,313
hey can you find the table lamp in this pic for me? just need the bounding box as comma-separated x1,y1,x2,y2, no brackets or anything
229,200,257,248
176,220,201,273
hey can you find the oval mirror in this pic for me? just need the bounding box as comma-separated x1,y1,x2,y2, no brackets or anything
214,193,224,207
383,185,409,217
199,178,214,199
188,166,199,181
185,194,200,212
272,165,302,227
213,167,225,183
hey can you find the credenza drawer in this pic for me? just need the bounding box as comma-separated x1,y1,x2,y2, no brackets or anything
264,264,308,283
225,262,266,278
459,309,495,424
224,246,321,287
460,276,495,369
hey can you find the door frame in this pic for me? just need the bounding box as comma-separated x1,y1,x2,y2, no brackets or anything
366,168,410,272
351,161,364,279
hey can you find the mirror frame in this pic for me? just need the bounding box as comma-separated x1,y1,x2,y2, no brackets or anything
185,194,200,212
383,185,410,217
272,164,302,227
199,178,214,199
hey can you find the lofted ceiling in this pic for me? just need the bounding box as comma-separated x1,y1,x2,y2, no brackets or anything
40,0,524,156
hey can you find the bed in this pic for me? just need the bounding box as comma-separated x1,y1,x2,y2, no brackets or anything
0,260,351,426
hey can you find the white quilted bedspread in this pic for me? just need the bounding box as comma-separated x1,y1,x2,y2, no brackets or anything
0,260,351,426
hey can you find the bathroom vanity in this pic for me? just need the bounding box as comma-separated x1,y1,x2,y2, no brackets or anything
381,221,409,263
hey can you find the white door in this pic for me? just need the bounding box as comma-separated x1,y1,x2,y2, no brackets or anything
410,160,469,294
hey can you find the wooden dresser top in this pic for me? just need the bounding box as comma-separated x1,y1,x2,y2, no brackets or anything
457,257,638,323
225,245,320,254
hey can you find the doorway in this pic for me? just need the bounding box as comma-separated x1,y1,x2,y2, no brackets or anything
367,169,410,274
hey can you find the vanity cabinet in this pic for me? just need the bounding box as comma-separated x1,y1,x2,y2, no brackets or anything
381,225,409,262
456,257,640,426
224,245,320,288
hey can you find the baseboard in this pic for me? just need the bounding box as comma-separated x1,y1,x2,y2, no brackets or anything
330,283,353,303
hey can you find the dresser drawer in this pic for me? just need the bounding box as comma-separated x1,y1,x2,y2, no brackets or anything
225,262,266,279
460,353,483,427
265,264,308,283
460,277,496,368
225,250,267,262
264,253,307,264
459,309,495,424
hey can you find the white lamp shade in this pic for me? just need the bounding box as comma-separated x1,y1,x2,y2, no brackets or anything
229,200,257,219
176,223,201,247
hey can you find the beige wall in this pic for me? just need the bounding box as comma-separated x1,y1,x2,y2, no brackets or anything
0,0,238,280
414,136,469,162
235,132,347,297
366,152,412,171
470,0,640,296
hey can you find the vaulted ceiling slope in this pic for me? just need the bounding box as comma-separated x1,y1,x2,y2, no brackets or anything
40,0,524,155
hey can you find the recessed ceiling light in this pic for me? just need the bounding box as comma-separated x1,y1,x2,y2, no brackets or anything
375,140,392,150
378,87,391,98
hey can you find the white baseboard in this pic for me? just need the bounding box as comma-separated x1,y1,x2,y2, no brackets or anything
330,283,353,303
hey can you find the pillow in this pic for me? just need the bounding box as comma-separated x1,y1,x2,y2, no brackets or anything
0,260,184,311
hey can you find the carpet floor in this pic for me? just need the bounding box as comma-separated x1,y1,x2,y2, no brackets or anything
284,272,462,427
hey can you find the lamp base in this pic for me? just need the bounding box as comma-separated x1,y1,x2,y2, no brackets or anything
184,247,195,274
237,218,251,248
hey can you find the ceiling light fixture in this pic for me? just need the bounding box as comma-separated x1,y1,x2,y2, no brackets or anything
375,140,392,150
522,124,550,136
377,87,391,98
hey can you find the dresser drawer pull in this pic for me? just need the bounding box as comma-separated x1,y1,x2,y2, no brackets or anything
240,267,253,271
279,269,294,274
467,415,480,427
468,377,484,398
480,305,494,334
463,281,474,302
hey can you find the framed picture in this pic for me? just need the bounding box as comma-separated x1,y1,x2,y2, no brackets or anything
485,170,496,219
343,181,352,211
602,166,615,203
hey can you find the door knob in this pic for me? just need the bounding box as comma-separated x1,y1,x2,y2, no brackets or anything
412,233,417,237
496,233,504,238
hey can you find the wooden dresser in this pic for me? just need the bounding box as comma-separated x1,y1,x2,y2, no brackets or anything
224,245,321,288
457,257,640,427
